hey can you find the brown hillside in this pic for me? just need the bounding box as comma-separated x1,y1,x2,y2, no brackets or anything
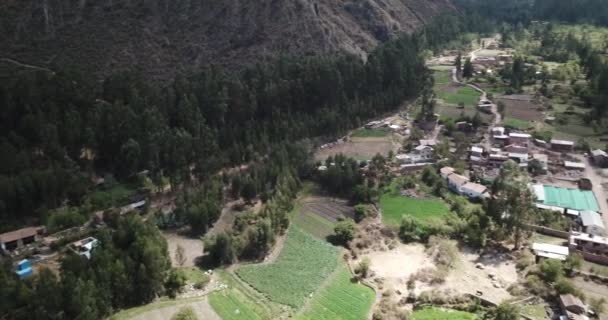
0,0,453,82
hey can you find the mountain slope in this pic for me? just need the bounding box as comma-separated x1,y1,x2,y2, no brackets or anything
0,0,453,81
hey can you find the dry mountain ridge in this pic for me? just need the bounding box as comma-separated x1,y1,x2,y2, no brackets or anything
0,0,453,82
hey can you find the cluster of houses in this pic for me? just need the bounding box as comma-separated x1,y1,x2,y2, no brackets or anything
440,166,489,199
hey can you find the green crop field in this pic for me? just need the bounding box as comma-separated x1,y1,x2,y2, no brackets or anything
297,264,374,320
351,128,391,138
209,271,278,320
504,117,531,130
437,86,481,106
412,307,477,320
380,194,450,227
236,227,340,308
433,70,452,86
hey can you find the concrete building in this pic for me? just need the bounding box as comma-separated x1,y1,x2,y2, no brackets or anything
570,232,608,255
70,237,100,259
447,173,469,193
579,211,606,236
509,152,529,166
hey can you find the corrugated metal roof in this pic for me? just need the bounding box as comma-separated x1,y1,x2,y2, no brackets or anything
580,211,605,228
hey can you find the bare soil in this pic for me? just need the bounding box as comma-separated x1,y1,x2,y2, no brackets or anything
130,297,220,320
498,95,545,122
301,198,355,222
315,136,398,161
572,277,608,320
164,231,204,267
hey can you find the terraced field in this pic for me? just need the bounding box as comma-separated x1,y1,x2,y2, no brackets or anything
412,307,477,320
294,199,354,239
236,227,340,308
297,264,375,320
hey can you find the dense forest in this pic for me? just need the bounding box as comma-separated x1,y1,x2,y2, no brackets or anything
0,12,486,230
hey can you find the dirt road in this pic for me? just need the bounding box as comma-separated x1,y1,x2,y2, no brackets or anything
451,51,502,151
575,155,608,224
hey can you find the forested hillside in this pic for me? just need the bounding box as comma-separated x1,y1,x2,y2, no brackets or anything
0,0,452,82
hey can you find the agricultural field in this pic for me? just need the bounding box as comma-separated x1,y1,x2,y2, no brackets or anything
208,271,279,320
293,198,354,239
504,117,532,130
297,264,375,320
380,193,450,227
498,95,544,124
351,128,390,138
236,227,340,308
437,86,481,107
315,137,397,162
412,307,477,320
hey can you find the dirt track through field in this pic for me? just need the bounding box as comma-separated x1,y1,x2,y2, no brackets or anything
130,297,220,320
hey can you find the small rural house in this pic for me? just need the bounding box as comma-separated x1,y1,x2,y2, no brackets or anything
564,161,586,171
551,139,575,153
447,173,469,193
440,167,455,179
509,132,531,146
0,227,45,253
460,182,488,199
569,232,608,255
591,149,608,167
579,211,605,236
559,294,587,320
470,146,484,158
532,243,569,261
70,237,100,259
508,152,529,166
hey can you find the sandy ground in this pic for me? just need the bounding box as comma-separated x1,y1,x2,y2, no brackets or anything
164,231,204,267
365,243,435,281
360,243,517,305
436,249,517,304
573,277,608,320
130,297,221,320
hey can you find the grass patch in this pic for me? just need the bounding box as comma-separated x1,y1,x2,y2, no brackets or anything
521,304,548,320
179,267,210,284
351,128,390,138
504,117,531,130
380,193,450,227
433,70,452,85
297,264,374,320
236,227,340,308
437,86,481,106
412,307,477,320
88,182,137,210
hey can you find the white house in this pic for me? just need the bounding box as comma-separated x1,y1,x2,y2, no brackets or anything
447,173,469,193
532,243,569,261
470,146,484,157
70,237,100,259
580,211,605,236
461,182,488,199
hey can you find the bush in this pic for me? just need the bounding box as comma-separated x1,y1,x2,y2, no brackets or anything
171,307,198,320
555,278,577,295
356,257,371,278
516,251,534,270
539,259,564,282
334,219,356,245
165,269,187,298
354,204,370,223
